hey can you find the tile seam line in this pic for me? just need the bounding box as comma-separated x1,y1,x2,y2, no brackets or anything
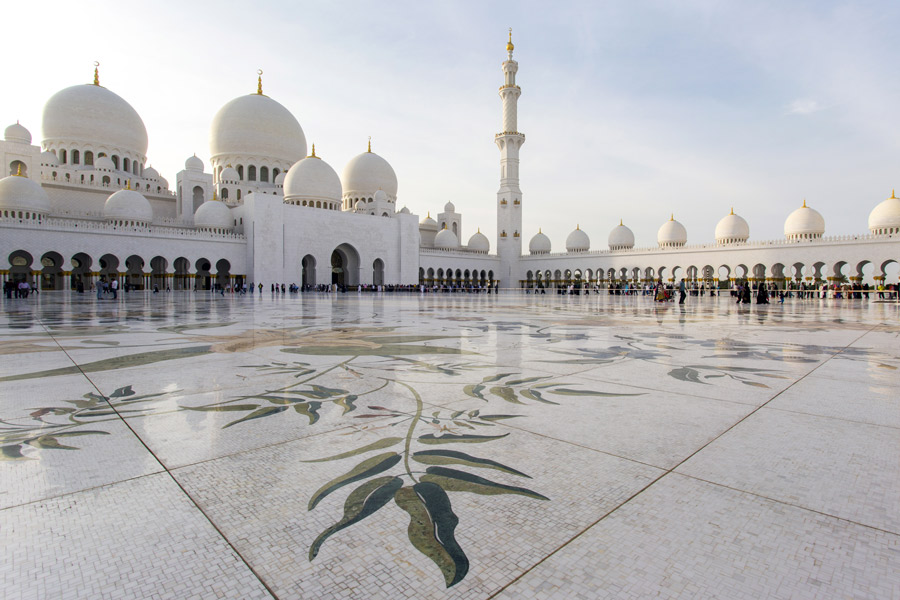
36,320,281,600
486,322,881,599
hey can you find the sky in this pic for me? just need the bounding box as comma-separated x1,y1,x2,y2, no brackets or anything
3,0,899,249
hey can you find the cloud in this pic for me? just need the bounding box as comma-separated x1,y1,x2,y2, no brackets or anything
786,98,823,115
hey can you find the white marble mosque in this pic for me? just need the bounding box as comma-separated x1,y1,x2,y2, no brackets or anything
1,33,898,291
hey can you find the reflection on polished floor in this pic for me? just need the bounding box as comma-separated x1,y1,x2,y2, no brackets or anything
2,291,898,599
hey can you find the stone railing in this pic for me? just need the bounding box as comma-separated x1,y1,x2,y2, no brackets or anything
419,247,497,259
0,215,244,241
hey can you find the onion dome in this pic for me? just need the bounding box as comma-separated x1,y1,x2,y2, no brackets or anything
209,88,306,165
102,187,153,223
219,166,240,184
419,213,438,230
40,151,59,167
184,154,204,172
374,189,389,203
467,229,490,253
784,200,825,240
0,171,51,215
529,229,551,254
42,82,148,157
283,148,342,207
94,156,115,171
434,226,460,249
194,199,233,231
715,208,750,244
142,165,159,180
5,122,31,144
657,214,687,247
399,206,410,214
444,201,456,212
341,142,398,201
608,219,635,250
566,225,590,252
868,190,900,235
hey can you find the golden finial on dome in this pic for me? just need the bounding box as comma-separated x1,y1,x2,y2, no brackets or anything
892,189,896,199
730,207,734,215
213,189,218,201
93,61,100,86
257,69,263,95
538,227,542,234
670,213,674,221
802,198,807,208
507,28,514,53
619,218,623,226
477,227,481,233
15,164,23,176
577,224,580,230
125,179,131,190
427,211,431,218
367,136,372,153
309,143,317,158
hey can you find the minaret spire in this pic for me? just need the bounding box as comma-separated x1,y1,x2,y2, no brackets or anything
93,61,100,86
495,28,525,288
257,69,263,95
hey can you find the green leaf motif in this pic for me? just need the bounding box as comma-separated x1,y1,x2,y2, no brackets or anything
293,402,322,424
109,385,135,398
418,433,509,445
482,372,517,383
413,449,530,478
548,388,645,397
519,389,559,405
505,376,550,386
668,367,707,384
223,406,288,428
463,384,486,401
0,444,31,461
308,452,401,510
333,395,358,415
478,414,522,422
184,403,260,412
303,437,404,463
421,466,549,501
309,476,402,560
394,482,469,588
489,386,525,404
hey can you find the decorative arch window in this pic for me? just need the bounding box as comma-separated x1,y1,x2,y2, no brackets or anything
260,166,269,182
272,168,280,179
72,150,80,164
111,155,119,170
123,157,130,172
102,176,110,185
84,151,93,166
60,149,67,164
237,189,242,201
221,188,229,200
237,165,244,180
248,166,257,181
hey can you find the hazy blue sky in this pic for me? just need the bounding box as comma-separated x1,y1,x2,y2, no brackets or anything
3,0,898,248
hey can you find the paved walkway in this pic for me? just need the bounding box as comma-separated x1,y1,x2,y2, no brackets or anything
2,291,898,598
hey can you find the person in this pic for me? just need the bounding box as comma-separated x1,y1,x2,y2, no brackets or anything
258,283,263,294
756,284,769,304
96,279,103,300
678,278,686,304
110,278,118,299
153,284,159,293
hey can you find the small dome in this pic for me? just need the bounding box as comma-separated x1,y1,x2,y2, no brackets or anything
444,201,456,212
184,154,204,172
784,201,825,240
419,214,438,230
220,166,239,183
210,93,306,164
194,200,233,231
715,209,750,244
608,220,635,250
341,149,398,201
374,189,389,203
467,230,490,253
5,122,31,144
529,230,551,254
103,188,153,223
42,83,148,157
41,151,59,167
274,172,286,186
434,227,460,249
399,205,410,214
143,165,159,180
566,226,590,252
868,190,900,234
283,155,341,204
0,173,51,215
94,156,115,171
658,215,687,247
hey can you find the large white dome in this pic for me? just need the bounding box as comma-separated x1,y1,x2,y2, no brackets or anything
715,209,750,244
194,200,233,231
209,93,306,164
219,166,240,183
283,155,341,204
566,226,590,252
341,149,398,200
529,230,551,254
658,215,687,247
868,190,900,235
184,154,204,172
434,227,460,249
784,201,825,240
42,84,148,157
419,214,438,230
608,220,635,250
0,174,51,215
467,230,490,253
103,188,153,223
5,122,31,144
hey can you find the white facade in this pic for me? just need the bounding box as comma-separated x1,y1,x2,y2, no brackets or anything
0,36,898,293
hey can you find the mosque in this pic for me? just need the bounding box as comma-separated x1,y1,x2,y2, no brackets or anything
1,33,898,292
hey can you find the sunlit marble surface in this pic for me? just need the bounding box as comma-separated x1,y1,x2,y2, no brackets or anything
1,291,898,599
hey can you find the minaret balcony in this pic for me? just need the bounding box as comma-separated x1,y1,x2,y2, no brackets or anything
498,84,521,91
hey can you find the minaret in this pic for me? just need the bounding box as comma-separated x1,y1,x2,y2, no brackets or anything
496,28,525,288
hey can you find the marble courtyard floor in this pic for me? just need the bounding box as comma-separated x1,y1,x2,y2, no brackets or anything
1,291,898,599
